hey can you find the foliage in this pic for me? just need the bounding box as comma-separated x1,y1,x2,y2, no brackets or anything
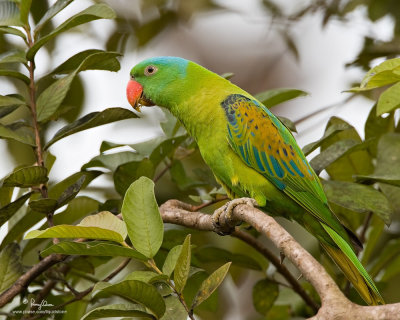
0,1,400,320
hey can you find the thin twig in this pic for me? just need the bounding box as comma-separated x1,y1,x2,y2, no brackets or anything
24,24,56,239
0,254,66,308
153,161,173,183
25,258,132,320
148,259,195,320
232,229,319,312
191,196,229,212
359,211,373,245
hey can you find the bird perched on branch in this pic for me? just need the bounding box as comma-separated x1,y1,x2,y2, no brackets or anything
126,56,384,305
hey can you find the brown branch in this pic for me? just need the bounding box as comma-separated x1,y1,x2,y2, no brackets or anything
160,199,400,320
232,229,319,312
0,254,66,308
153,161,173,183
359,211,373,244
25,258,132,320
190,195,229,212
24,25,55,234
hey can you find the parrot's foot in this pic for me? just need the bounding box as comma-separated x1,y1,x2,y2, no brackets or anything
212,198,258,236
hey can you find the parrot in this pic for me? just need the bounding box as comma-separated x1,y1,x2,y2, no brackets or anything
126,56,384,306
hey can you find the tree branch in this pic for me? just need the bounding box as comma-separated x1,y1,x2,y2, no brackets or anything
0,254,66,308
159,199,400,320
232,228,319,312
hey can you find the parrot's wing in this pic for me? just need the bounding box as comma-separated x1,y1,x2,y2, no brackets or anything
220,94,346,238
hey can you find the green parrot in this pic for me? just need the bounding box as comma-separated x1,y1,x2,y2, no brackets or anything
126,56,384,305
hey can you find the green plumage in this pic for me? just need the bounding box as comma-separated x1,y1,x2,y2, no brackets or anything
129,56,384,305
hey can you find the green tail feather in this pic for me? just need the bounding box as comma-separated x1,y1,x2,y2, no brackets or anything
322,224,384,305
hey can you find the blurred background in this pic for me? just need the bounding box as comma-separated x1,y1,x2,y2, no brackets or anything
1,0,400,319
1,0,396,184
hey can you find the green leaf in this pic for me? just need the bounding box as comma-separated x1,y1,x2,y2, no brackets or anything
265,305,291,320
48,171,101,199
252,279,279,316
36,72,75,122
0,94,26,118
52,49,121,74
24,225,124,243
361,216,385,265
0,243,23,294
124,270,168,283
36,50,122,123
0,123,35,145
0,192,32,227
0,1,23,26
121,177,163,258
381,254,400,281
191,262,231,309
303,121,354,156
0,208,39,250
355,133,400,186
3,166,48,187
365,104,395,156
25,211,126,243
79,211,127,240
0,26,26,38
114,159,154,196
26,4,116,60
310,139,360,175
160,296,187,320
194,246,261,270
99,140,124,152
377,81,400,116
277,116,297,133
56,174,86,207
82,151,144,171
254,88,308,108
19,0,32,25
94,280,166,319
22,196,99,255
0,50,26,64
41,241,147,261
370,239,400,277
149,135,188,166
81,303,155,320
28,198,58,214
162,245,183,277
45,108,137,147
174,235,191,293
319,117,373,181
322,180,393,225
350,58,400,91
0,69,30,84
220,72,234,80
0,186,13,207
34,0,74,34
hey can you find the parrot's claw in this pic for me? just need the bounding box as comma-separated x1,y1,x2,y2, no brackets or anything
212,198,258,236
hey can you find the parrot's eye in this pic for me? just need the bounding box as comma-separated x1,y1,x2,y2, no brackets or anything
144,65,158,76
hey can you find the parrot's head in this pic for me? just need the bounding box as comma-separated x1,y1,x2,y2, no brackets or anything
127,56,189,112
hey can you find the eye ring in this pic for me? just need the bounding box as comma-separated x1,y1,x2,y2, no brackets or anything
144,65,158,76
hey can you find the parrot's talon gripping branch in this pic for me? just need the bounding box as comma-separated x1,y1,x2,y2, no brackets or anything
212,198,258,235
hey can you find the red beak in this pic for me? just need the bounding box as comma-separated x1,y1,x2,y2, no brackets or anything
126,79,143,111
